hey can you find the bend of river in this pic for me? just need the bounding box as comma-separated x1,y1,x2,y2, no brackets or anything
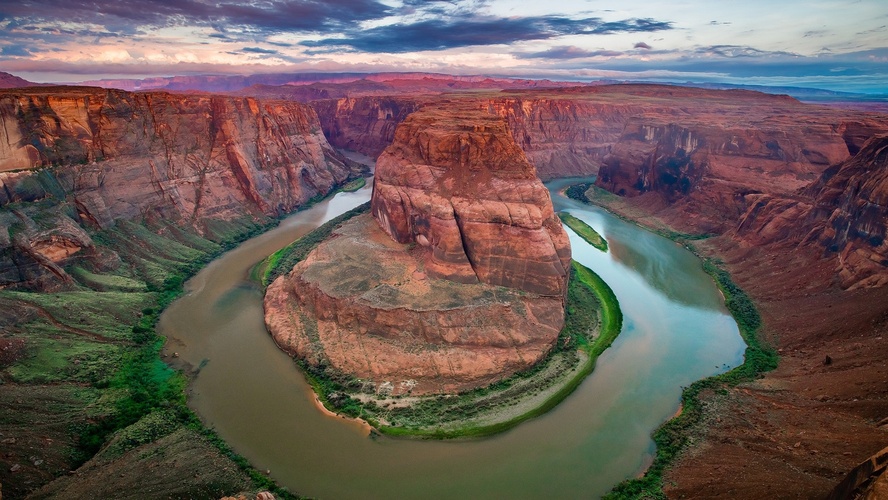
159,175,746,499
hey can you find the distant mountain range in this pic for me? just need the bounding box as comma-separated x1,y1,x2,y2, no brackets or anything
2,70,885,104
73,72,596,94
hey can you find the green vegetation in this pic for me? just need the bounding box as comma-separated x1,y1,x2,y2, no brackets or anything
69,266,147,292
559,212,608,252
604,265,776,500
565,181,619,205
0,200,327,497
258,202,370,287
292,260,623,439
338,177,366,193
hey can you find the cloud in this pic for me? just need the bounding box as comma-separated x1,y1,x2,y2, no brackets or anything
695,45,799,58
241,47,279,55
634,42,652,50
857,25,887,36
516,46,623,60
303,16,673,53
0,0,393,34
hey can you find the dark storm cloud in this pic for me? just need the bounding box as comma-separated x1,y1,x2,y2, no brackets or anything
303,16,672,53
516,46,623,59
0,0,392,33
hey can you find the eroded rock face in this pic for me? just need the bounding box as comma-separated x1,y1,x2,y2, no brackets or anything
311,96,422,158
371,102,571,297
735,134,888,289
0,87,356,224
265,103,569,394
0,87,360,289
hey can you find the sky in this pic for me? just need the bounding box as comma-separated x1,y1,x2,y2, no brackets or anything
1,0,887,93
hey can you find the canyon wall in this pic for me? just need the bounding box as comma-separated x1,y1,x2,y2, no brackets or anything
734,134,888,289
311,96,423,158
0,87,360,290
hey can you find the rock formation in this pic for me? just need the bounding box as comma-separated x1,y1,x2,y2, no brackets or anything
0,87,361,289
371,102,571,297
265,102,570,395
734,134,888,289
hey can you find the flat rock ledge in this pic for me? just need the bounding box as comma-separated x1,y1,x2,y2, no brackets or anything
264,214,563,396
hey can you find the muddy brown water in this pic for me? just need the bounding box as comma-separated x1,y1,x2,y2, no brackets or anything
159,175,746,499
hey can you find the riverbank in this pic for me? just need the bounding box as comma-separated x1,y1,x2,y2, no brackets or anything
563,182,781,498
0,171,373,497
257,208,624,438
0,214,285,498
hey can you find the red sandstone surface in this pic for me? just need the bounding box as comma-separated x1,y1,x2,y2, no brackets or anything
371,101,571,297
265,215,564,395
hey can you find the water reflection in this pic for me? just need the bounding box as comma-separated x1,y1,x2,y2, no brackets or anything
550,178,723,311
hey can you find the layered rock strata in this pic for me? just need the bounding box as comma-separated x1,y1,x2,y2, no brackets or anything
265,103,570,395
371,102,571,297
265,215,565,395
734,134,888,288
0,87,359,289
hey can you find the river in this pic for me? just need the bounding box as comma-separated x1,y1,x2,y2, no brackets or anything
159,175,746,499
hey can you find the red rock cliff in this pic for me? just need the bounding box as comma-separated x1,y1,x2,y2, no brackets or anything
735,134,888,289
0,87,359,289
0,87,356,224
311,96,422,159
371,101,571,297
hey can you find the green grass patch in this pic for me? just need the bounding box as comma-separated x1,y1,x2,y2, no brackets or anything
5,324,123,385
69,266,147,292
339,177,366,193
604,259,777,499
2,289,155,341
559,212,608,252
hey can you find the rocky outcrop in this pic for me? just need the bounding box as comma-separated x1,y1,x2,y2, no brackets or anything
265,215,564,395
0,87,361,289
735,134,888,289
371,102,571,297
488,95,640,180
828,445,888,500
265,102,569,395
